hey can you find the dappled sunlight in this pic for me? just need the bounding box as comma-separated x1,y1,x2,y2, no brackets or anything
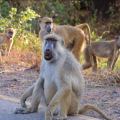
0,48,42,68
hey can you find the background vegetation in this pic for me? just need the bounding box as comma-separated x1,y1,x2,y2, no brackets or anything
0,0,120,73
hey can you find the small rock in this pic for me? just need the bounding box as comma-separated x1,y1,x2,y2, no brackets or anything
114,111,120,114
112,91,118,94
3,84,8,87
10,84,14,87
13,78,17,81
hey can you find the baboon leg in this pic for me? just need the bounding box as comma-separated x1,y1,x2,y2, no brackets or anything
5,41,13,55
0,45,1,52
45,88,70,120
111,50,119,70
92,54,97,72
53,94,71,119
15,80,43,114
72,37,85,61
0,46,2,62
82,45,92,70
20,83,36,108
107,54,114,70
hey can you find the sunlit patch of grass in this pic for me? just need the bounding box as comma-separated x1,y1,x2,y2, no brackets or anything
1,31,43,67
1,48,42,67
82,57,120,86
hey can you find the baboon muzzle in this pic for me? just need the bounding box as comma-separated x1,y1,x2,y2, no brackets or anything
44,49,53,61
46,26,52,33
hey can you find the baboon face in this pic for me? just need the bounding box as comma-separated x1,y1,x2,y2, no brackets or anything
38,17,53,33
5,28,15,38
116,36,120,48
42,33,65,62
44,38,57,61
45,22,52,33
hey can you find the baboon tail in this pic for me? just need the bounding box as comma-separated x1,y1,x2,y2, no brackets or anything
75,24,93,66
78,104,113,120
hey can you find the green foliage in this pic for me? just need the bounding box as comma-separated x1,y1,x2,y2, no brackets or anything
13,31,42,55
37,0,81,25
0,1,11,17
106,5,120,33
0,0,119,72
0,5,41,54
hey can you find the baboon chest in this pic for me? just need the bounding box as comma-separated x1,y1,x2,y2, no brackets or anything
43,64,58,104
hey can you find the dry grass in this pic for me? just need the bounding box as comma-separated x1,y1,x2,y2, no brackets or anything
1,49,120,87
83,68,120,87
0,48,42,68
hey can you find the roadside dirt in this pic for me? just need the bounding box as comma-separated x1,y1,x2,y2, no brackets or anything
0,63,120,120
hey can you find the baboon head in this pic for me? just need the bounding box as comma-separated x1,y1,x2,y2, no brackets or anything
42,33,65,62
38,17,53,33
5,28,15,38
116,36,120,48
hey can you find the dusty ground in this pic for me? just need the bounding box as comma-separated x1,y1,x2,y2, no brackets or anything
0,63,120,120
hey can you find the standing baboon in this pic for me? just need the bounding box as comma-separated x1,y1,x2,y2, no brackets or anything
0,28,16,56
38,17,92,62
15,33,111,120
82,36,120,72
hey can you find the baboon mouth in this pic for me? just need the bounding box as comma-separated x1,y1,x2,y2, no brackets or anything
44,54,52,61
45,55,51,57
47,30,52,33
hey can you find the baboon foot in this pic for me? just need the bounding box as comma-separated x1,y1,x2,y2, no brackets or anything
14,107,29,114
52,115,67,120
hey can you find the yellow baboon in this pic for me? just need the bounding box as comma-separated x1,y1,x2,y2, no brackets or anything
83,36,120,72
0,28,16,56
15,33,112,120
38,17,92,62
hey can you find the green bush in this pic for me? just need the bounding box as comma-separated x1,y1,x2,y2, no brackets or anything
0,6,41,54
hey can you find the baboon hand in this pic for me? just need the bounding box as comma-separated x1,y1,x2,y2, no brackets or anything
20,101,27,108
45,109,52,120
14,107,35,114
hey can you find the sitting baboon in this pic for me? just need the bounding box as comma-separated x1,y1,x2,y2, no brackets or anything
38,16,92,62
0,28,16,56
82,36,120,72
15,33,111,120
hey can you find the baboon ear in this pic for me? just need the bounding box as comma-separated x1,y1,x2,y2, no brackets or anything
116,36,119,41
61,38,65,46
5,29,8,33
50,12,58,18
38,18,42,24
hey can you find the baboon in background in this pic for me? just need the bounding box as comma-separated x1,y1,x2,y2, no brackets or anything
82,36,120,72
15,33,111,120
0,28,16,56
38,16,92,63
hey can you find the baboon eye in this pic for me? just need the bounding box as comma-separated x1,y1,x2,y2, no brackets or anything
46,22,51,24
9,32,13,34
46,38,51,41
51,38,57,42
46,38,57,42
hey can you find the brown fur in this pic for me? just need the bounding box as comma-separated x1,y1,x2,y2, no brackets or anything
82,36,120,72
15,33,112,120
38,17,92,62
0,28,16,56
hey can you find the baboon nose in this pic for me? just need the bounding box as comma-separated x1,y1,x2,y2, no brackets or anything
46,49,50,53
47,29,52,33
